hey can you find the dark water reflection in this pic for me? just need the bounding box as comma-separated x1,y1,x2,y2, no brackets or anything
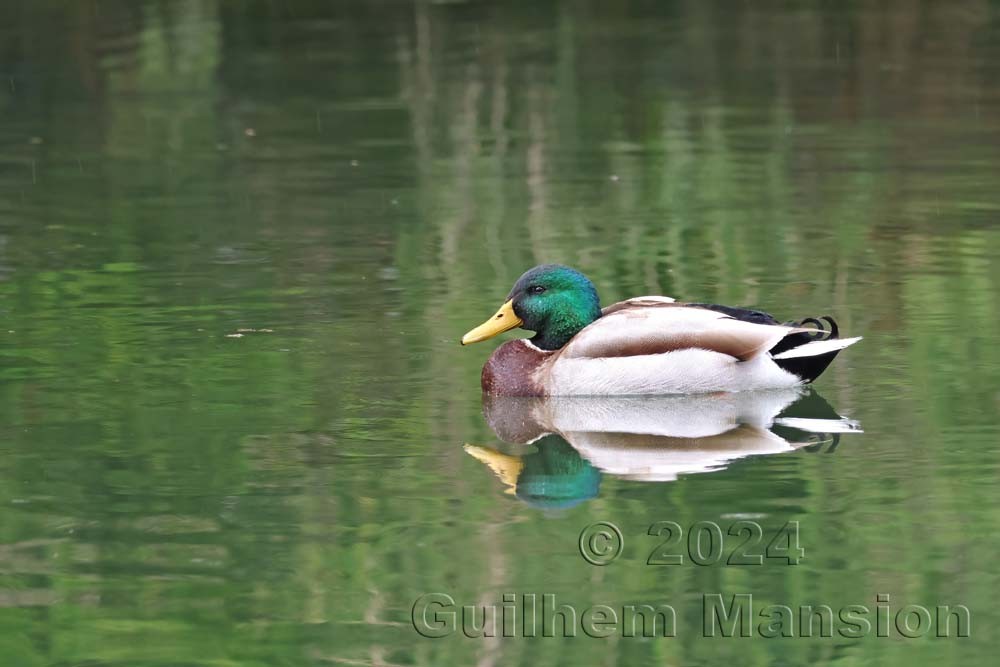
1,1,999,665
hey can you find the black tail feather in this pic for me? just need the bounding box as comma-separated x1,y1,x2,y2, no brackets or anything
686,303,847,384
771,315,842,383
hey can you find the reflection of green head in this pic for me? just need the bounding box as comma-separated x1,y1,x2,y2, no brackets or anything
515,435,602,509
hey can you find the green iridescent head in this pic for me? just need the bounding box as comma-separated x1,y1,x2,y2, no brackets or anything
461,264,603,350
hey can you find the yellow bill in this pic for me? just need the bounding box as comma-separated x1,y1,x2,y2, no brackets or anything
461,299,523,345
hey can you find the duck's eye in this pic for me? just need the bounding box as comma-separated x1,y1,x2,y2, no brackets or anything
528,285,546,295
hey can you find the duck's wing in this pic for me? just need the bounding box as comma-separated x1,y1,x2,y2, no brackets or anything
601,295,676,315
562,301,808,362
683,302,780,326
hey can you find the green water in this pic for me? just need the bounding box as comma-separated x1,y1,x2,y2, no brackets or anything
2,1,999,665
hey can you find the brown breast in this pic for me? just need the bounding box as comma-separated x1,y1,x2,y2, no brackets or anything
481,340,553,396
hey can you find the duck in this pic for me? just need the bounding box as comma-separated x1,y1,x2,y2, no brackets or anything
460,264,861,396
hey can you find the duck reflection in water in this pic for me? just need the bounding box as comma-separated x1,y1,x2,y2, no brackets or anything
466,389,861,509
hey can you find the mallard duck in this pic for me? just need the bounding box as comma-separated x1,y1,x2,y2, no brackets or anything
461,264,861,395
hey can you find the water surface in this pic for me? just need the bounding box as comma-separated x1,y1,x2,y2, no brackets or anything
1,1,999,665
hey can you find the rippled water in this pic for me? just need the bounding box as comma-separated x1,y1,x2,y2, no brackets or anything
1,1,999,665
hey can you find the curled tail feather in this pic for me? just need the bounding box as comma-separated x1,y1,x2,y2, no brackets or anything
770,316,861,383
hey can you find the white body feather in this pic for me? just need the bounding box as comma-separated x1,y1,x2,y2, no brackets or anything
541,389,805,437
548,348,802,395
